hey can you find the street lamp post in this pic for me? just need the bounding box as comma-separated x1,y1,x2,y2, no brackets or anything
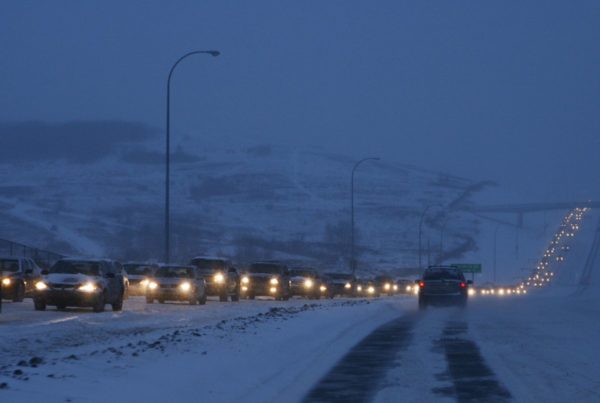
418,204,443,270
165,50,220,263
350,157,380,275
493,225,500,283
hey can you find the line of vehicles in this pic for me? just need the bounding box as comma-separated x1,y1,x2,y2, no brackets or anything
0,255,425,313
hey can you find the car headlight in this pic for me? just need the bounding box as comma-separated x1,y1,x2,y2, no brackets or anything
320,285,327,292
140,279,149,288
214,273,225,284
78,282,98,293
2,278,11,286
406,285,412,292
344,282,352,289
35,281,48,291
304,279,314,288
357,285,363,292
179,282,192,292
384,283,391,290
241,276,250,284
269,286,278,293
270,278,279,285
393,285,398,291
367,286,375,294
148,281,158,290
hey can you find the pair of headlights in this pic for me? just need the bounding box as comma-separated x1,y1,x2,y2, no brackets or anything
146,281,192,292
34,281,98,293
240,277,279,286
2,278,11,286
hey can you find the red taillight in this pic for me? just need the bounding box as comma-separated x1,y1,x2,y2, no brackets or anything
419,281,425,288
460,282,466,288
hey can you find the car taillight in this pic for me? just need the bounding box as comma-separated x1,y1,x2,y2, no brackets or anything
419,282,425,288
460,282,466,288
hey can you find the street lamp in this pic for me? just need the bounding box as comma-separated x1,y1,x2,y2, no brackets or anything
350,157,380,275
418,203,444,269
164,50,220,263
439,214,453,263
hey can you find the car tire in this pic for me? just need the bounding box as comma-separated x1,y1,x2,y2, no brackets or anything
231,292,240,302
219,293,228,302
56,304,66,310
34,298,46,311
418,297,427,310
112,297,123,311
158,298,165,304
146,297,154,304
93,293,106,313
13,282,25,302
248,294,255,300
199,293,207,305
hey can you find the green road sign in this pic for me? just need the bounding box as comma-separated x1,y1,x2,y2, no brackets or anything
451,263,482,273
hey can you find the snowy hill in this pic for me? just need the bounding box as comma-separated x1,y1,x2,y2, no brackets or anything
0,121,496,273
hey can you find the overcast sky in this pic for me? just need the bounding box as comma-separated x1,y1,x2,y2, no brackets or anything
1,1,599,202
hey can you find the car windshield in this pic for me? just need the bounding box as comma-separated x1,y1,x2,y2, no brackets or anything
124,264,154,275
249,264,282,274
50,260,101,276
326,273,352,280
290,269,315,277
423,269,464,281
155,267,194,278
191,258,226,272
0,259,20,272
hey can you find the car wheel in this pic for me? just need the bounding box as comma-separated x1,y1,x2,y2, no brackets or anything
418,297,427,310
248,294,255,300
219,293,228,302
33,298,46,311
199,293,207,305
146,297,154,304
112,297,124,311
56,304,66,310
13,282,25,302
93,293,106,313
231,293,240,302
158,298,165,304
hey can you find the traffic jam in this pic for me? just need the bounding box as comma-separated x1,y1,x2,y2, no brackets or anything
0,207,587,316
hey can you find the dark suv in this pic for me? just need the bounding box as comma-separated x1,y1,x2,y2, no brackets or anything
146,265,207,305
416,266,471,309
241,262,291,300
289,268,322,299
1,256,42,302
323,273,357,298
33,258,126,312
189,257,239,302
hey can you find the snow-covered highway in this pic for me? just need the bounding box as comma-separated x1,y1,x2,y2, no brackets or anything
2,288,600,403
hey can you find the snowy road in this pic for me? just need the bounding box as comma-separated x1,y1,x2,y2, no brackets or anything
1,292,599,402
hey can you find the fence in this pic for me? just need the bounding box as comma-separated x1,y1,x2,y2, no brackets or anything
0,238,64,269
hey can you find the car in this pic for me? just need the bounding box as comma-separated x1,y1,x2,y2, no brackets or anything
240,262,291,300
396,279,416,295
33,258,126,312
123,262,158,296
189,256,240,302
289,267,323,299
322,272,357,298
146,265,207,305
375,275,398,295
1,256,43,302
416,266,471,309
361,278,380,297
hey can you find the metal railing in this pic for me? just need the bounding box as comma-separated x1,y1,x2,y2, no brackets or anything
0,238,64,269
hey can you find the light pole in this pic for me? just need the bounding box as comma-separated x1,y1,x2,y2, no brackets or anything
493,225,500,283
439,214,453,263
165,50,220,263
350,157,380,275
418,203,443,269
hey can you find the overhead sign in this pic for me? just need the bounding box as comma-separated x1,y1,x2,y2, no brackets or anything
451,263,482,273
